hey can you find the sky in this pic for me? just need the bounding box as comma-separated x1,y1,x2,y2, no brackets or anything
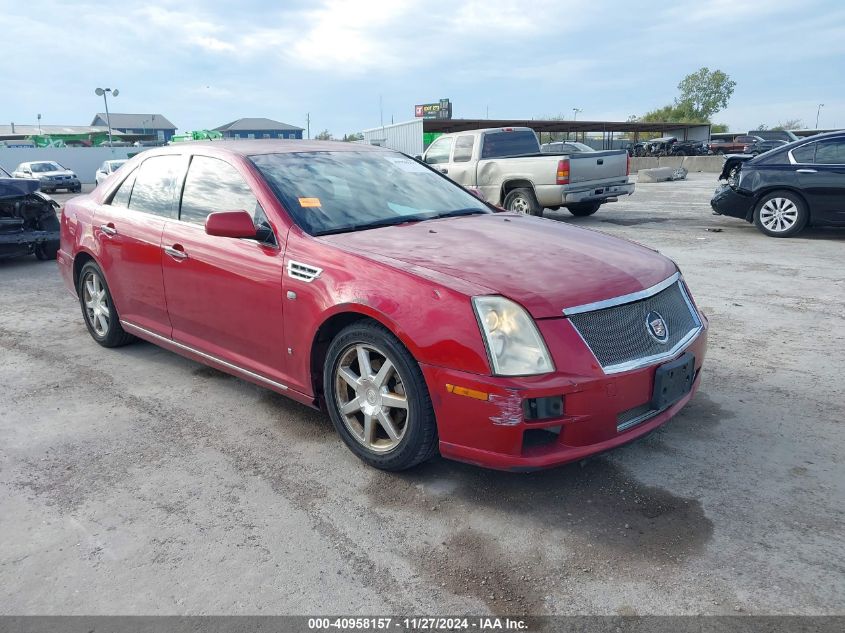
2,0,844,136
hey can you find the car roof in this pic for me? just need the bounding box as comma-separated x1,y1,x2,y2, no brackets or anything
142,139,390,158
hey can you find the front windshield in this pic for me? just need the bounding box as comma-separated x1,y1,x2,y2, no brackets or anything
30,162,62,173
108,160,127,172
251,150,490,235
0,166,10,178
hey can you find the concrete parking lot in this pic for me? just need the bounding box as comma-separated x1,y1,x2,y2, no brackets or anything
1,174,843,615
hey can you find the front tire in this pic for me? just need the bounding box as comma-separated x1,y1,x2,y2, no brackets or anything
753,190,808,237
77,261,136,347
567,202,601,216
34,214,60,261
323,321,438,471
503,188,542,216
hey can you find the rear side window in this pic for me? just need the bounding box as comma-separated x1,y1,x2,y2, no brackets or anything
791,144,816,164
481,131,539,158
424,137,453,164
110,169,137,207
180,156,259,224
452,136,475,162
814,140,845,164
128,155,183,217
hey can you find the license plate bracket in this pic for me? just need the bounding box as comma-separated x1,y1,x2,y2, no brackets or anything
652,353,695,410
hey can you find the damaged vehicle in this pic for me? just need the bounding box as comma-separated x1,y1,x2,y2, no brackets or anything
59,141,707,472
1,168,61,260
711,130,845,237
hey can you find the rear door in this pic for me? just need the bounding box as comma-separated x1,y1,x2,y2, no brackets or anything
443,134,476,186
797,138,845,225
94,155,183,337
160,154,290,382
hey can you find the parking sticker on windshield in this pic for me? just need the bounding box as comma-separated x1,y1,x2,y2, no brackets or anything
383,156,429,173
298,197,322,207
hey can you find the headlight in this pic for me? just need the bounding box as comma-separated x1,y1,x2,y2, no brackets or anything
472,296,554,376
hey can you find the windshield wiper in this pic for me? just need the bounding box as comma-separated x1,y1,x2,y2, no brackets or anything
432,207,488,219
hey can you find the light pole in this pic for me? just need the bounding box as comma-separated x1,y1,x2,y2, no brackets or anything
95,87,119,145
37,113,42,134
816,103,824,129
572,108,582,121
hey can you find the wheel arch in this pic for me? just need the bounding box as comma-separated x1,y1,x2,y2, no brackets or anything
500,179,536,201
72,249,99,295
308,305,417,408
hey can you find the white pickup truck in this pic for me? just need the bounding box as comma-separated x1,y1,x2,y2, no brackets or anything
420,127,634,216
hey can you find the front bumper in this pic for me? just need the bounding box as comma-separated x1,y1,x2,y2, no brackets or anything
41,178,80,190
421,322,707,471
711,184,754,220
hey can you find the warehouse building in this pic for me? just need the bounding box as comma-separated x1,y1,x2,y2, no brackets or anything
213,118,304,140
90,113,177,142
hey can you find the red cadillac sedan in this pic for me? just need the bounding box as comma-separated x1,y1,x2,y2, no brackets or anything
58,141,708,471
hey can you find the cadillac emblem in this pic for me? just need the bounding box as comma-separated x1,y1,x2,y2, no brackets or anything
646,311,669,343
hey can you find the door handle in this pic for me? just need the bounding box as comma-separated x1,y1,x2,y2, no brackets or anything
796,168,817,173
99,223,117,236
163,245,188,260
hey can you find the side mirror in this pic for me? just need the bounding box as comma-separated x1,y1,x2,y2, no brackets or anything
413,154,423,161
205,210,257,239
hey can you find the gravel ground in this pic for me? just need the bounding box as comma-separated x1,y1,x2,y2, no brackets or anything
1,174,843,615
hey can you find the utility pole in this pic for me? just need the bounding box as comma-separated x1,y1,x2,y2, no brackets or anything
306,112,310,139
37,113,41,134
816,103,824,129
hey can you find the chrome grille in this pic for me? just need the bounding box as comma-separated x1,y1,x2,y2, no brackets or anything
567,278,701,374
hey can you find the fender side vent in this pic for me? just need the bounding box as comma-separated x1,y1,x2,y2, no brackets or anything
287,260,322,282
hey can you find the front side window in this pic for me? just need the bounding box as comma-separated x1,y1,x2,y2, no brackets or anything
180,156,259,224
127,155,183,217
110,169,137,207
814,140,845,164
791,143,816,164
251,150,489,236
452,136,475,162
424,137,453,164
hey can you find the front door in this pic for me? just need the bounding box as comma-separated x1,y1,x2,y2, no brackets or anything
94,155,184,338
160,155,289,383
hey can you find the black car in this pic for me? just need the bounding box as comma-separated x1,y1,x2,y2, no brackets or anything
711,131,845,237
0,171,61,260
744,139,788,155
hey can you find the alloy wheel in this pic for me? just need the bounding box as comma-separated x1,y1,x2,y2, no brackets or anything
509,195,530,214
759,197,799,233
82,271,110,337
334,343,409,453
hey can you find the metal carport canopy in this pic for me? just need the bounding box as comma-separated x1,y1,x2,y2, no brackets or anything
422,118,710,139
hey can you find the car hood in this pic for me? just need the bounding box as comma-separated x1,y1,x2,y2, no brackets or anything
319,213,677,319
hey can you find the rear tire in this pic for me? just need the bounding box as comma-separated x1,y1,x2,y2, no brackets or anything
323,321,438,471
77,261,136,347
567,202,601,217
503,188,542,216
753,190,808,238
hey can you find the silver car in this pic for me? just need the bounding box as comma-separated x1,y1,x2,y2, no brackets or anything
12,161,81,193
95,159,128,186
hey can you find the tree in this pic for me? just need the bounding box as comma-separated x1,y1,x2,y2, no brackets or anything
315,129,333,140
342,132,364,142
773,119,803,131
711,123,729,133
676,67,736,120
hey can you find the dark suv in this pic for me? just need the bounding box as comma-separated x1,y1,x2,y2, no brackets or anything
710,131,845,237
